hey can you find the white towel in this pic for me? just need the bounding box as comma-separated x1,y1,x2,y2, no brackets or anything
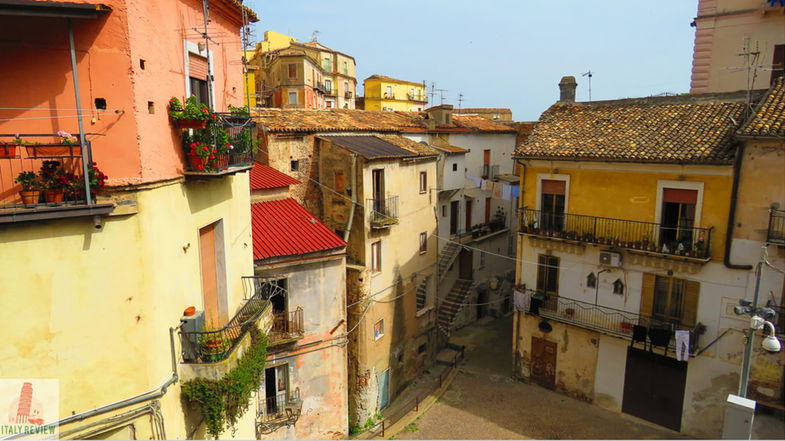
513,289,529,312
675,330,690,361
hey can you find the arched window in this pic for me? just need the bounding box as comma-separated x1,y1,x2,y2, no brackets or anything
613,279,624,295
586,272,596,288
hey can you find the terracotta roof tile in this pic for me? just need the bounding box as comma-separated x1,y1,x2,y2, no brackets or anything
738,77,785,138
375,135,440,157
249,162,300,190
454,108,512,114
251,198,346,261
451,114,516,133
515,96,747,164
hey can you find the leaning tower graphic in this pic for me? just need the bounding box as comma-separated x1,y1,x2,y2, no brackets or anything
15,382,33,424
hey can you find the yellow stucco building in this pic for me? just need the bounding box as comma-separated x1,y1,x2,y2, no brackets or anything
363,75,428,111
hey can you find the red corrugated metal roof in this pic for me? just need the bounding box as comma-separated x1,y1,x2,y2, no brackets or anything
251,198,346,261
249,162,300,190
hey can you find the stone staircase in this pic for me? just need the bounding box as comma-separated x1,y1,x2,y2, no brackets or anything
438,241,461,281
436,279,472,336
415,276,429,310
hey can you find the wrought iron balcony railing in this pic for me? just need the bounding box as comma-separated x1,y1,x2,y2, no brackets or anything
519,208,713,260
366,195,399,228
517,289,699,353
767,209,785,246
183,113,255,176
344,91,353,99
179,282,270,363
256,388,302,436
269,308,304,346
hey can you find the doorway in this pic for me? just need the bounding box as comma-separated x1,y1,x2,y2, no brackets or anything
622,347,687,432
378,369,391,409
450,200,459,235
372,169,385,213
459,248,473,280
477,290,489,319
199,221,227,328
264,364,289,416
465,199,473,231
531,337,556,390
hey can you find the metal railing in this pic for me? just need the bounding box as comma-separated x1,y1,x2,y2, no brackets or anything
366,195,399,227
183,113,255,173
256,388,302,435
0,133,96,209
269,308,304,344
519,208,713,259
179,281,270,363
518,290,698,352
767,209,785,246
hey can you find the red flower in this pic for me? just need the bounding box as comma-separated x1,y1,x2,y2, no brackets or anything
197,164,205,171
225,142,230,147
209,155,215,159
202,146,208,151
211,114,216,120
201,108,208,114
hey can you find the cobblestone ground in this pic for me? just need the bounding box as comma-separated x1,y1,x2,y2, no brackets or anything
393,315,689,440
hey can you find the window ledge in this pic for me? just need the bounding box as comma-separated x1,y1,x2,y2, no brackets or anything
0,203,114,225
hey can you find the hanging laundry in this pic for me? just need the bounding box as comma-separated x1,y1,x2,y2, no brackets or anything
482,179,493,191
464,173,482,188
513,289,529,312
492,182,503,199
675,330,690,361
511,186,520,198
501,184,512,201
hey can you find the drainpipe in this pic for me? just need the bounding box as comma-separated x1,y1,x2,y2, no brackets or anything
6,327,180,439
67,18,92,205
724,144,753,270
343,153,357,242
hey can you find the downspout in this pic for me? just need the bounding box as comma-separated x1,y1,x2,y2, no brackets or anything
343,153,358,242
6,327,180,439
724,144,753,270
67,18,92,205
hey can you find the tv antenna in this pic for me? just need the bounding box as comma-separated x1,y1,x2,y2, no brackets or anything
435,88,448,105
582,70,593,101
311,30,320,42
429,82,437,105
724,37,775,115
457,93,464,110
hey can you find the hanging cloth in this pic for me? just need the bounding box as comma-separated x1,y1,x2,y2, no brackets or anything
675,330,690,362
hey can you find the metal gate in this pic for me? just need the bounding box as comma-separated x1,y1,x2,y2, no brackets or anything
622,347,688,432
531,336,556,390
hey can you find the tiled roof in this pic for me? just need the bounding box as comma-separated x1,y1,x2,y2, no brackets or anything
430,143,468,154
365,75,424,86
451,114,516,133
249,162,300,190
738,76,785,138
251,198,346,261
515,96,747,164
319,135,422,160
375,135,440,157
217,0,259,22
454,108,512,114
253,109,419,133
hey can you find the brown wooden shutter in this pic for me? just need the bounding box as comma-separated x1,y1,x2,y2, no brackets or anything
536,255,547,292
640,273,656,317
334,171,345,193
189,53,209,81
541,180,566,195
681,280,700,327
771,44,784,86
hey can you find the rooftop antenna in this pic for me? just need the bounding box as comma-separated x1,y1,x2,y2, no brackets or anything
196,0,221,109
582,70,593,102
435,88,448,105
310,30,320,42
457,93,464,110
429,82,437,105
724,37,774,116
240,0,252,108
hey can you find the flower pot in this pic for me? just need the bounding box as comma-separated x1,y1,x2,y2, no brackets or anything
183,306,196,317
175,119,208,129
43,189,65,203
620,321,634,333
19,190,40,205
26,143,81,158
187,152,207,171
0,144,18,158
215,154,229,169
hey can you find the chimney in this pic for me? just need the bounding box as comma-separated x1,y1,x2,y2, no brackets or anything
424,104,454,126
558,76,577,103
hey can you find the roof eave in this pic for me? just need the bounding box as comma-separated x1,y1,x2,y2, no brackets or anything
512,155,735,166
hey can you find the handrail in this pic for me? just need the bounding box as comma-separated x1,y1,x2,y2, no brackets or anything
366,195,399,225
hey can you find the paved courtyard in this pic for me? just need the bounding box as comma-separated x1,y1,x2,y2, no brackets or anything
392,315,688,440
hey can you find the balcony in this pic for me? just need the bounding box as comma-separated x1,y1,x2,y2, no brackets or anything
179,286,271,365
0,133,114,224
366,196,399,228
481,164,499,180
407,93,426,103
767,209,785,246
518,290,700,353
182,113,255,178
344,91,353,99
256,388,302,436
519,208,713,261
384,93,395,99
269,308,304,347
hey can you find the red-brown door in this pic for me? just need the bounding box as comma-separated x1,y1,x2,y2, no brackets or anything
465,199,473,231
531,337,556,390
200,223,221,328
485,197,492,224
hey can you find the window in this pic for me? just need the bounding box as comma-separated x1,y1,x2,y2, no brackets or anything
479,252,486,268
326,100,333,108
541,179,566,231
287,63,297,79
485,197,492,224
586,272,597,288
771,44,784,86
288,92,297,105
324,57,331,71
442,205,446,217
262,364,289,417
290,160,299,172
452,163,458,172
640,273,699,326
374,319,384,340
371,241,381,273
419,171,427,193
334,171,345,193
325,79,332,93
188,52,210,106
343,61,348,74
385,85,392,98
419,232,427,253
536,254,559,297
613,279,624,295
660,188,697,249
344,81,349,92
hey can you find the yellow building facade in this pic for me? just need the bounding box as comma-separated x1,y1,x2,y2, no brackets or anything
363,75,428,111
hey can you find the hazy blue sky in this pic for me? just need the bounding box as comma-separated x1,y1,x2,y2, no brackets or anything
244,1,698,121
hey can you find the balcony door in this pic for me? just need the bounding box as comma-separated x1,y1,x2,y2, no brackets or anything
199,221,227,328
465,199,472,231
264,364,289,416
540,180,565,232
659,188,697,250
450,200,459,235
372,169,385,213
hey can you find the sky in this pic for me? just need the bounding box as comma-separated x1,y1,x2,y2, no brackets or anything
243,0,698,121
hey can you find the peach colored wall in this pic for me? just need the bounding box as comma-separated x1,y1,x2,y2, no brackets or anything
0,0,247,186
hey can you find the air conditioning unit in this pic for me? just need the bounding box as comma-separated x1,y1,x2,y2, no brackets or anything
599,251,622,267
180,310,205,362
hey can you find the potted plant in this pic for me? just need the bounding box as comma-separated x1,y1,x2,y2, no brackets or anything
1,136,22,159
15,171,40,205
26,131,81,157
39,160,76,203
168,96,213,129
565,308,576,318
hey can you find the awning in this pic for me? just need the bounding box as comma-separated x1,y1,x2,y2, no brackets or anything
464,187,486,199
0,1,111,19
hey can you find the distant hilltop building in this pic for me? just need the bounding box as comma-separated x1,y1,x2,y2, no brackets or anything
454,108,513,121
362,75,427,111
247,31,357,109
690,0,784,93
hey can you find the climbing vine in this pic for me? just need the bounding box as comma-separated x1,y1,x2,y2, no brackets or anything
182,327,268,439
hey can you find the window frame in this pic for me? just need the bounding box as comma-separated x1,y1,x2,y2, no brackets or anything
290,160,299,172
371,241,382,273
287,63,297,79
419,232,427,254
374,319,384,340
536,254,559,297
419,171,427,194
287,91,298,105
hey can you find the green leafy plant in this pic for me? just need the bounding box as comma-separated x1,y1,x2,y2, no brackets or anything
39,160,77,191
181,327,268,439
85,162,107,197
228,104,250,117
168,96,213,121
15,171,39,191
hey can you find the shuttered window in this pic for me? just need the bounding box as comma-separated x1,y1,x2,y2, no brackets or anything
334,171,345,193
536,255,559,297
640,273,699,327
188,53,209,81
771,44,784,86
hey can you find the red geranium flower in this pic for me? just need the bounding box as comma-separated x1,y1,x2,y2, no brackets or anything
197,164,205,171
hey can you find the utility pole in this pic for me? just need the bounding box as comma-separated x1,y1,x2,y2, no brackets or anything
738,252,763,398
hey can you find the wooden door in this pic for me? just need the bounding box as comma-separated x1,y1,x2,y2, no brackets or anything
450,201,459,235
483,149,491,165
459,249,473,280
622,347,687,432
531,336,556,390
485,197,492,224
465,200,473,231
199,223,220,328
